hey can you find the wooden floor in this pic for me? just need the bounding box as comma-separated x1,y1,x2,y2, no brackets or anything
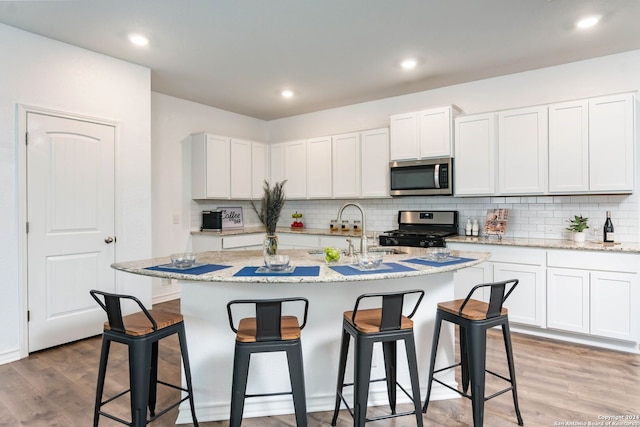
1,299,638,426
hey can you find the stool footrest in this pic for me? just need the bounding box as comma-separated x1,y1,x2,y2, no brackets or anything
245,390,294,399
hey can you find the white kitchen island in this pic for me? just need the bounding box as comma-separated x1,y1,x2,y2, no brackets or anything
111,248,490,424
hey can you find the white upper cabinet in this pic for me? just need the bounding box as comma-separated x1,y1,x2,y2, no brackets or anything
390,105,459,161
191,133,230,199
360,128,390,197
251,142,269,199
284,140,307,199
548,100,589,193
588,93,635,193
306,136,332,198
498,105,548,195
230,138,252,199
549,93,635,194
269,142,286,184
332,132,361,198
454,113,497,196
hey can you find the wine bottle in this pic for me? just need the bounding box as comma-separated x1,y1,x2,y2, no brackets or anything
603,211,614,243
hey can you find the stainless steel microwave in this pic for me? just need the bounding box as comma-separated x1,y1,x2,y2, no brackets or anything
389,157,453,196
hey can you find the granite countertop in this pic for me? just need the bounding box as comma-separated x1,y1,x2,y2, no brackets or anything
111,248,490,284
446,235,640,253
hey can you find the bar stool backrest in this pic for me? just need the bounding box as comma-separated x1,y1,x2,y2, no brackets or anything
227,297,309,342
90,289,157,334
459,279,519,319
352,289,425,331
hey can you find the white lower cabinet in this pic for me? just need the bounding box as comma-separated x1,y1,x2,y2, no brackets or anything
547,268,590,334
449,243,546,328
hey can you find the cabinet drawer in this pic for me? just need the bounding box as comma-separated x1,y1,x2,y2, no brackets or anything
277,234,319,248
547,250,639,273
222,234,264,249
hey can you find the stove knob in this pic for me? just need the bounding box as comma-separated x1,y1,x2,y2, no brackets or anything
419,241,426,247
390,238,399,246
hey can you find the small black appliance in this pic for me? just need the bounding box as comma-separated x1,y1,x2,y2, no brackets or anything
201,210,222,231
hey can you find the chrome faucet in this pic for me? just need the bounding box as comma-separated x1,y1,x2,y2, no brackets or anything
336,202,367,254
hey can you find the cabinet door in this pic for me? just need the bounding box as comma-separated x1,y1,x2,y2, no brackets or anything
191,133,230,199
389,112,418,160
270,142,286,184
546,268,590,334
230,138,252,199
591,271,639,342
306,136,332,198
251,142,268,199
418,106,453,158
454,113,496,196
332,132,361,198
284,140,307,198
498,106,548,195
493,262,546,327
453,262,493,300
548,100,589,193
589,94,635,193
361,128,389,197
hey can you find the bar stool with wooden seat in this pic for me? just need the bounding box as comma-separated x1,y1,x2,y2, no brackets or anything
90,290,199,427
422,279,524,427
331,289,425,427
226,297,309,427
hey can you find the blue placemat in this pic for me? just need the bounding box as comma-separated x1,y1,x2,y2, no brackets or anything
403,257,476,267
329,262,416,276
145,263,231,275
234,266,320,277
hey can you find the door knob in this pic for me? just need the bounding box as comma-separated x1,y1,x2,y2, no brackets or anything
104,236,114,244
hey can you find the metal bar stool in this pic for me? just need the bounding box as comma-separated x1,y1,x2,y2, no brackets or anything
90,290,199,427
226,297,309,427
422,279,524,427
331,289,425,427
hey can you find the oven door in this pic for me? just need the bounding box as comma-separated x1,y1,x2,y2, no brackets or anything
389,158,452,196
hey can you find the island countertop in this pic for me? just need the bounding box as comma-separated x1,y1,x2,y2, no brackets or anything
111,248,490,283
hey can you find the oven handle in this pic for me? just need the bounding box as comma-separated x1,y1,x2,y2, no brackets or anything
434,164,440,189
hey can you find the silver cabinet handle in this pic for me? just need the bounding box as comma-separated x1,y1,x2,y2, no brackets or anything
104,236,114,244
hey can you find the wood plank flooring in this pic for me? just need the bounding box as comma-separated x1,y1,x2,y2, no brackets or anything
1,299,638,426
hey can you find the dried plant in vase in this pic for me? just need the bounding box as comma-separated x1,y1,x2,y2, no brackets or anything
251,180,287,255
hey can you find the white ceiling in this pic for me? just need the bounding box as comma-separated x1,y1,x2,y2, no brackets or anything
2,0,640,120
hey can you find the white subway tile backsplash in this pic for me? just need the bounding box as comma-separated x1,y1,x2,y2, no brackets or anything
191,193,639,243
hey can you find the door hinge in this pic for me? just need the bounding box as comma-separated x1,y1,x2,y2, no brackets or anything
26,222,29,234
25,132,28,145
27,311,30,322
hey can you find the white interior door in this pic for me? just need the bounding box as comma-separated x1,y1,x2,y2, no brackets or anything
27,112,116,352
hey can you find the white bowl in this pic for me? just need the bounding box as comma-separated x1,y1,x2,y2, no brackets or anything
170,252,196,268
356,253,383,269
264,254,290,271
428,247,451,261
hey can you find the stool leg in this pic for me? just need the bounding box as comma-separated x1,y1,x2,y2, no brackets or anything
422,311,443,414
502,322,524,426
403,334,423,427
129,340,153,427
459,326,470,394
229,344,251,427
468,323,487,427
354,337,374,427
148,341,158,417
381,340,397,414
331,329,351,426
178,326,200,427
286,342,308,427
93,336,111,427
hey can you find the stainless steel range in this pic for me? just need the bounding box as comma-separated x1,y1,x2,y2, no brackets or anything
379,210,459,248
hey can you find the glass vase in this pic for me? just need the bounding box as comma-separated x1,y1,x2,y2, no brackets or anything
263,234,278,257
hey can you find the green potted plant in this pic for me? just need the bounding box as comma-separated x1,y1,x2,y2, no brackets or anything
566,215,589,242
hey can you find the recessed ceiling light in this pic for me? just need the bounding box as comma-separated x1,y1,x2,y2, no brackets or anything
128,33,149,46
281,90,294,98
401,59,418,70
576,15,601,29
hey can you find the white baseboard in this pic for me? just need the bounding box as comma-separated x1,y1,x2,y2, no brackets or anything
0,348,22,366
152,291,180,305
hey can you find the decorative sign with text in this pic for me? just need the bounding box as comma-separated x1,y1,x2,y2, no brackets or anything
220,207,244,229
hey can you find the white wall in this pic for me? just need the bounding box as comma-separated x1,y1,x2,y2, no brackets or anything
150,93,268,301
0,24,152,363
